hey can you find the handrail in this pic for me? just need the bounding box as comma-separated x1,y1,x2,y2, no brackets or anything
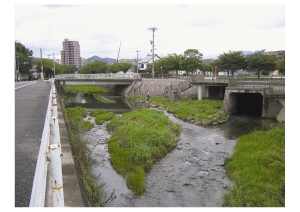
165,85,175,102
55,73,141,80
29,83,52,207
176,87,184,99
29,79,64,207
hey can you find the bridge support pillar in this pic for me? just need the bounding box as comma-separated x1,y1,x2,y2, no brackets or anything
197,85,202,100
197,85,209,100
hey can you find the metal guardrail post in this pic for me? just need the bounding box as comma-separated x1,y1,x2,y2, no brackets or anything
49,144,64,207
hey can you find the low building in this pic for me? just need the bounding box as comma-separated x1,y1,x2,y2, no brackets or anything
138,54,161,71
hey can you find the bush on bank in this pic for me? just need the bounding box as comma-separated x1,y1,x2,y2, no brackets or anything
62,85,110,94
128,96,228,124
63,106,106,206
106,108,181,195
95,112,115,125
223,125,285,207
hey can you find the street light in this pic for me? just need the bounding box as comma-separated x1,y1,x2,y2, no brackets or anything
160,66,163,78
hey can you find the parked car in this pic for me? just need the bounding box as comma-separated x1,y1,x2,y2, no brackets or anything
29,75,37,81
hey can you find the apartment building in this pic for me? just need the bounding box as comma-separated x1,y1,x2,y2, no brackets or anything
264,50,285,60
61,38,82,69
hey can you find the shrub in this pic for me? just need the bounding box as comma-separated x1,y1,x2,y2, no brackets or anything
95,112,115,125
90,109,106,117
106,108,181,195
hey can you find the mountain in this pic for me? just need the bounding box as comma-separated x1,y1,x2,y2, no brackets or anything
86,55,117,64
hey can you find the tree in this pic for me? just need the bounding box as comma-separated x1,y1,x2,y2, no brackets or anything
107,62,132,73
15,42,33,73
246,50,277,78
218,50,247,77
276,51,285,75
154,54,183,75
200,63,213,75
35,58,57,78
181,49,203,74
80,61,108,74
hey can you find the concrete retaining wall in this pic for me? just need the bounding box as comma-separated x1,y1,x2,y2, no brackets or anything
129,78,197,97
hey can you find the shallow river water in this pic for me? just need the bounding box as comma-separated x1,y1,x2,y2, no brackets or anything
82,109,277,207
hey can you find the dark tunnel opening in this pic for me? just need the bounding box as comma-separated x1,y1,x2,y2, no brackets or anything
235,93,263,117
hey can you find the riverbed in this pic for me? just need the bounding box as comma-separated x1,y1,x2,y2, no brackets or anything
82,109,277,207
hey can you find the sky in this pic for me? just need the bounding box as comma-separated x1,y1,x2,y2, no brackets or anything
14,1,286,61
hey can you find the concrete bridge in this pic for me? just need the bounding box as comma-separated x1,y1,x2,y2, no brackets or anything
55,73,141,96
56,74,285,122
190,75,285,122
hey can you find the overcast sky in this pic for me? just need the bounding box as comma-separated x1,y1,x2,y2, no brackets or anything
14,1,285,61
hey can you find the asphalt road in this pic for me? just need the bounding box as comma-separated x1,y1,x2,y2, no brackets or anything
15,80,51,207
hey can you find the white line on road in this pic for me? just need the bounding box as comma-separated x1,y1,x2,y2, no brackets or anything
15,81,37,90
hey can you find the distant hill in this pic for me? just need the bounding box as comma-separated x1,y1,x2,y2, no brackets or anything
86,55,116,64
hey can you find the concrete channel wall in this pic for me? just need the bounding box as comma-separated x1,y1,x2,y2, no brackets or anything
129,78,197,97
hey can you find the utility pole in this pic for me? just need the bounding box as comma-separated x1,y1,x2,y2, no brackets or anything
117,41,122,63
136,50,140,73
148,27,158,78
53,53,56,78
40,49,44,81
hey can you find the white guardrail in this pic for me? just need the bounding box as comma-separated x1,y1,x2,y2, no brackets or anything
29,79,64,207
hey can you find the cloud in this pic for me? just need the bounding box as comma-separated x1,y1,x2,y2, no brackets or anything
15,4,285,60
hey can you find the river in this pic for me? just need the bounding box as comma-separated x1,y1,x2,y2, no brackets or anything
71,95,278,207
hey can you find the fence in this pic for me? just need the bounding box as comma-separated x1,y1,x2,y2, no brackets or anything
29,79,64,207
228,77,285,93
55,73,141,79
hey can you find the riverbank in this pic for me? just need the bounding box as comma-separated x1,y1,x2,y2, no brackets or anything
59,85,284,206
128,95,228,125
224,123,285,207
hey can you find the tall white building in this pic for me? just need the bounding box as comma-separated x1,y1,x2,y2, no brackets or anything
61,38,82,69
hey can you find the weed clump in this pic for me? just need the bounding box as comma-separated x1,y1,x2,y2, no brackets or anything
106,108,181,195
224,128,285,207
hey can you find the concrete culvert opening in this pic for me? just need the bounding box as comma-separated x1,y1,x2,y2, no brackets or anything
235,93,263,116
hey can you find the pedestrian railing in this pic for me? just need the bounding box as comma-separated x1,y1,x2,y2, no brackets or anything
29,78,64,207
228,77,285,93
55,73,141,80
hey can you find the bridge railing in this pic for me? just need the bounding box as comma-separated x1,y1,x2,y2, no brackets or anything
55,73,141,79
30,78,64,207
190,75,229,83
228,77,285,93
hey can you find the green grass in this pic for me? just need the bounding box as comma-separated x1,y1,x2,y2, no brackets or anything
224,127,285,207
80,120,94,132
62,85,110,94
95,112,115,125
106,108,181,195
63,106,107,206
90,109,106,117
129,96,228,123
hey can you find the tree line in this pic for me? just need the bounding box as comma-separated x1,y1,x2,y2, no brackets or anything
15,42,285,79
148,49,285,78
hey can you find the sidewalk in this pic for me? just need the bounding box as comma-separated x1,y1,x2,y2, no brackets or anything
45,94,87,207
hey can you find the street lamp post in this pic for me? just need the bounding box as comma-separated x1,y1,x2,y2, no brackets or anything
160,66,163,78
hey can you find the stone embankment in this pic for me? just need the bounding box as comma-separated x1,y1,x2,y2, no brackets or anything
130,78,197,96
